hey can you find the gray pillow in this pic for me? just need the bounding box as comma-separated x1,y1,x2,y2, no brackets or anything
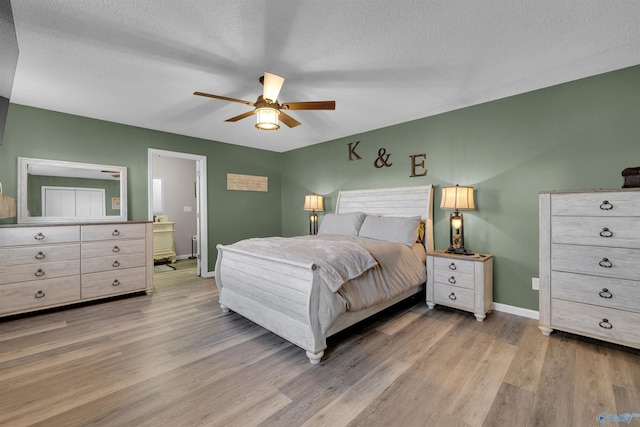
318,212,367,236
358,215,421,246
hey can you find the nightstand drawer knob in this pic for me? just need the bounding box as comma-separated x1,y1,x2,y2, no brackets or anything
598,258,613,268
448,276,457,284
599,227,613,238
599,318,613,329
448,292,457,301
600,200,613,210
599,288,613,299
448,262,457,271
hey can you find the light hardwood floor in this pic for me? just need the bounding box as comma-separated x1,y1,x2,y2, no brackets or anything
1,261,639,427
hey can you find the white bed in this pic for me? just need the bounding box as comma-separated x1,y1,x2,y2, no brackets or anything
214,185,434,363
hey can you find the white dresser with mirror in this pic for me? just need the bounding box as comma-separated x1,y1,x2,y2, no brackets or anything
0,158,153,317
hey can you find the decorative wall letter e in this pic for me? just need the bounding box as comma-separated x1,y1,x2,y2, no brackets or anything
409,154,428,177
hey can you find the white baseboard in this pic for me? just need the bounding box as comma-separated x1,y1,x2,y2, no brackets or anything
492,302,539,320
202,270,215,278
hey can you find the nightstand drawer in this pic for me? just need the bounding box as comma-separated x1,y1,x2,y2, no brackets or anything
433,283,474,311
433,256,475,275
433,270,474,289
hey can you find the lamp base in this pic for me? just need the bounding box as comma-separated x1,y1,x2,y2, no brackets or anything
445,246,472,255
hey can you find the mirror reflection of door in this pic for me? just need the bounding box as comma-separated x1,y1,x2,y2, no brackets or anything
42,186,105,217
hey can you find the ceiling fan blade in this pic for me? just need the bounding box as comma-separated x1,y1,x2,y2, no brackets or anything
281,101,336,111
194,91,254,106
278,111,301,128
262,72,285,103
225,110,255,122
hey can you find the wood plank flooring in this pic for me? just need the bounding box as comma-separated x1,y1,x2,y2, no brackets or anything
1,260,639,426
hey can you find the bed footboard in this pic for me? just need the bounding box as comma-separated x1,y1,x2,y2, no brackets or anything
215,244,326,364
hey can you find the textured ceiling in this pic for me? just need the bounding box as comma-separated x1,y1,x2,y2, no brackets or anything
9,0,640,153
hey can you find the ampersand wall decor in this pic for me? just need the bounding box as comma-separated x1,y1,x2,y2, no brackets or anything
374,148,393,168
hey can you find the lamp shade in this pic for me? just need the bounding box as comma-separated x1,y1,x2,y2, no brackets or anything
303,194,324,212
255,107,280,131
440,185,475,210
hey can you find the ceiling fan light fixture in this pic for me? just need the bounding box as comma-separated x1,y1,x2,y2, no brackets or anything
255,107,280,131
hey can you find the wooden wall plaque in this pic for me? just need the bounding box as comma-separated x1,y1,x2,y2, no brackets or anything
227,173,268,192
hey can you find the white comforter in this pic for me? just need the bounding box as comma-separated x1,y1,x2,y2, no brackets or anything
229,235,378,292
228,235,427,333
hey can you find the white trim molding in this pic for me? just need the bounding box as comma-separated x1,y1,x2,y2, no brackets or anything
492,302,539,320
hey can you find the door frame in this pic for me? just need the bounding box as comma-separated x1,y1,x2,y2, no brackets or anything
147,148,209,277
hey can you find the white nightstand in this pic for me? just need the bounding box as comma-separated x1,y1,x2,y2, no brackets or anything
426,250,494,321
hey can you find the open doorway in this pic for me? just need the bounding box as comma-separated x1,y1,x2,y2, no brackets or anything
148,149,208,277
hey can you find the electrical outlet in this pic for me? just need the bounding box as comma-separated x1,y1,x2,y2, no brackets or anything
532,277,539,290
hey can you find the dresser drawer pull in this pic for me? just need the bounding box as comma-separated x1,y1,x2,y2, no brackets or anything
34,269,45,277
34,290,46,299
34,232,45,240
112,260,121,268
112,246,121,253
448,262,457,271
599,227,613,238
599,200,613,210
599,288,613,299
34,251,46,260
112,279,121,287
598,258,613,268
112,229,120,236
599,318,613,329
448,276,457,284
448,292,457,301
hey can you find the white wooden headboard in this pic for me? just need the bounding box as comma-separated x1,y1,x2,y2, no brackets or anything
335,184,434,252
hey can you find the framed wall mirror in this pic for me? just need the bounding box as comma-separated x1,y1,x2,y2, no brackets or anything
17,157,128,223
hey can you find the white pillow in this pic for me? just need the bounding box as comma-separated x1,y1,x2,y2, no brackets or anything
358,215,421,246
318,212,367,237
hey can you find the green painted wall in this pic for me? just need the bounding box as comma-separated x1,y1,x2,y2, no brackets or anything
281,65,640,311
0,105,283,269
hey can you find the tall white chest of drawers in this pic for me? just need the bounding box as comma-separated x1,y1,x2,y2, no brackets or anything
539,189,640,349
0,221,153,317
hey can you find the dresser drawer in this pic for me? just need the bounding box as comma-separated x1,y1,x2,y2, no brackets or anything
551,244,640,281
0,226,79,246
433,256,475,275
82,239,145,259
82,267,146,299
81,253,146,274
433,283,474,311
0,260,80,285
0,276,81,314
551,191,640,217
551,298,640,347
0,244,79,267
551,271,640,313
81,223,146,241
433,270,474,289
551,216,640,248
